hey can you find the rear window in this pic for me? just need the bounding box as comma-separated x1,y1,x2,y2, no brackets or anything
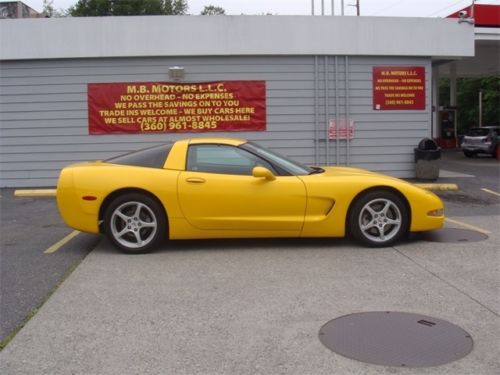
106,143,173,168
466,128,491,137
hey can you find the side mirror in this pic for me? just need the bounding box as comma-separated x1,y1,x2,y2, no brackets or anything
252,166,276,181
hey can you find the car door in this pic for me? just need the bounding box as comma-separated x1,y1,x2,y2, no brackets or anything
177,144,307,232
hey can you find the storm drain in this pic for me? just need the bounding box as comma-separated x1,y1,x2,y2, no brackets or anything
420,228,488,243
319,311,473,368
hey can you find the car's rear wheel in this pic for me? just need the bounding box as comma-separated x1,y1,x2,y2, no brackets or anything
348,190,408,247
464,150,474,158
103,193,166,254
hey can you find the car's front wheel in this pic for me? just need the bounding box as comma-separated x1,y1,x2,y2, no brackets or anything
103,193,166,254
348,190,408,247
464,150,474,158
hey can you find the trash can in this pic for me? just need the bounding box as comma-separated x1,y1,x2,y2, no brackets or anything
414,138,441,180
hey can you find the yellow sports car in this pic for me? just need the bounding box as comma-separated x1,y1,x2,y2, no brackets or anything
56,138,444,253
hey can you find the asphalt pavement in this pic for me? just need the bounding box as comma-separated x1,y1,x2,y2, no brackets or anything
438,150,500,217
0,150,498,374
0,190,98,344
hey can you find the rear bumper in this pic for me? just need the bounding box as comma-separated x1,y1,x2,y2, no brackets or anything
462,144,494,154
56,168,100,234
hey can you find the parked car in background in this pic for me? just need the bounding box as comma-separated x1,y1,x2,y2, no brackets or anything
461,126,500,158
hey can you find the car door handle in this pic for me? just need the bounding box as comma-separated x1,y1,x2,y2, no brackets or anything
186,177,206,184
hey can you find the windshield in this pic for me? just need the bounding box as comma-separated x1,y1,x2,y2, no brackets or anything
241,142,315,176
466,128,496,137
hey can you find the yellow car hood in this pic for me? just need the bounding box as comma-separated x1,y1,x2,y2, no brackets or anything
319,166,394,179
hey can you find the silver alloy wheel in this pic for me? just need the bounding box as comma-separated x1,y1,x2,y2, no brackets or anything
110,201,158,249
358,198,402,244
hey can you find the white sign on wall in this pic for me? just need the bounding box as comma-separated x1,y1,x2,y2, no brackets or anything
329,119,354,140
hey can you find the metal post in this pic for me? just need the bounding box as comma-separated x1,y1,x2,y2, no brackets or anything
332,0,335,15
335,56,340,165
345,56,350,165
325,56,330,165
357,0,360,16
311,0,314,15
479,90,483,127
432,66,439,139
449,63,457,107
321,0,325,15
450,63,458,147
314,56,319,164
341,0,344,15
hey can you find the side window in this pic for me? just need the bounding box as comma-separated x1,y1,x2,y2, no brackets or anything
187,144,275,175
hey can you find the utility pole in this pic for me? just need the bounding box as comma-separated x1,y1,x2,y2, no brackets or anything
348,0,360,15
311,0,336,15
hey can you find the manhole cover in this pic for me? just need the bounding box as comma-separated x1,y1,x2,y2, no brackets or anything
319,311,473,368
420,228,488,243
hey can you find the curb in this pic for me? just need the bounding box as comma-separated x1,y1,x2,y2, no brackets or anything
14,189,56,197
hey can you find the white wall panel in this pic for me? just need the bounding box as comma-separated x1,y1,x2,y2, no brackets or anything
1,55,431,187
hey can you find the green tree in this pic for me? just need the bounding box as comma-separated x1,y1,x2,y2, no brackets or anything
164,0,189,15
43,0,56,16
43,0,68,17
113,0,165,15
201,5,225,15
69,0,188,16
439,76,499,133
69,0,112,16
457,77,500,130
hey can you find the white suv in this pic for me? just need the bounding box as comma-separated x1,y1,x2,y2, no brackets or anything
461,126,500,158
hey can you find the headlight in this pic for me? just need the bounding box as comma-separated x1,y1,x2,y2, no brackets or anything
427,208,444,217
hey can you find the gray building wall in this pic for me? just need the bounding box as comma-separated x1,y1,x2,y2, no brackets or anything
0,55,431,187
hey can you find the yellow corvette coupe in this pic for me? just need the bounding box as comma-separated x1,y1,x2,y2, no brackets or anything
57,138,444,253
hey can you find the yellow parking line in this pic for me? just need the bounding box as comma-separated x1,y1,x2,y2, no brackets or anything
14,189,56,197
414,183,458,191
481,188,500,197
445,218,491,235
44,231,80,254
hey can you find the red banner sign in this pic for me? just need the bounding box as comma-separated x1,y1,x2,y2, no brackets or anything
88,81,266,134
373,67,425,110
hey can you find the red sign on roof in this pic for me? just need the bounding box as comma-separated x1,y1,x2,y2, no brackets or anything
447,4,500,28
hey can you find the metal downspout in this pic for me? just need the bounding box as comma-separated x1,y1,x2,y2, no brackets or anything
335,56,340,165
325,56,330,165
345,56,351,165
314,56,319,165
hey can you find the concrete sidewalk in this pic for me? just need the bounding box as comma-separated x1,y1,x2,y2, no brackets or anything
0,215,498,375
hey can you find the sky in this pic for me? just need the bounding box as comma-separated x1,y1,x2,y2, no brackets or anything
12,0,500,17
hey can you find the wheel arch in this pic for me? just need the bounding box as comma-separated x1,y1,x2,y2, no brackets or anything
98,188,169,235
345,186,412,236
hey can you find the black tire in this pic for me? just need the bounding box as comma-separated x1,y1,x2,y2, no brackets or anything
348,190,409,247
463,151,473,158
103,193,167,254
